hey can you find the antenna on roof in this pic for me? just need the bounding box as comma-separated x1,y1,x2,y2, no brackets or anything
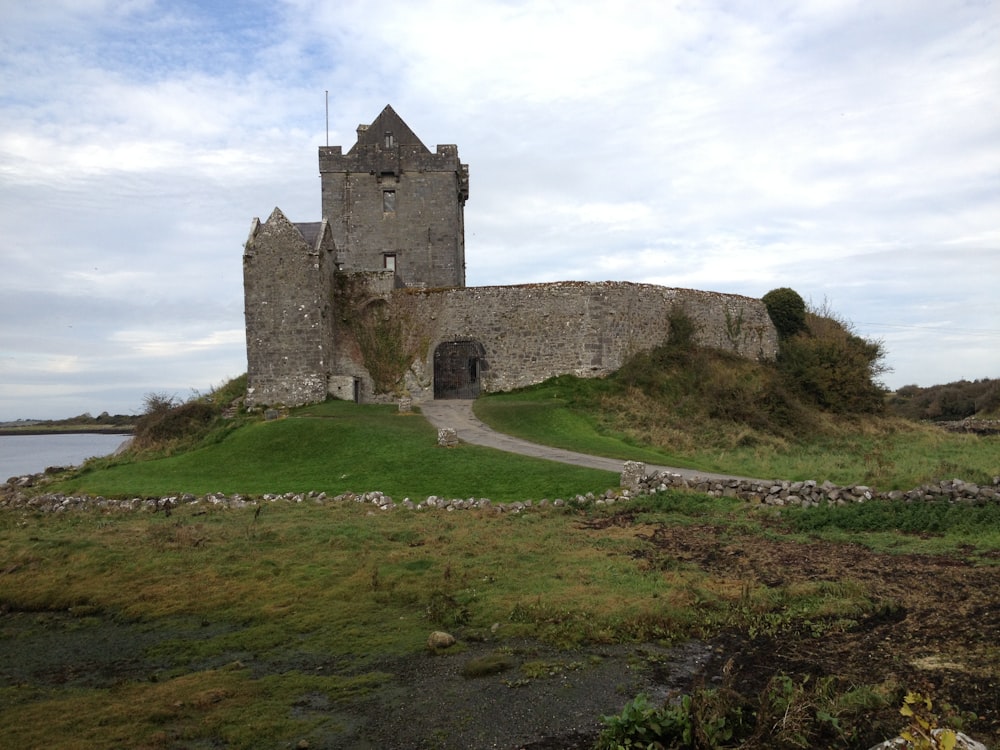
325,90,329,147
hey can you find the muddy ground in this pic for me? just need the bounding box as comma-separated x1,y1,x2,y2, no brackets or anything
2,515,997,749
627,516,1000,750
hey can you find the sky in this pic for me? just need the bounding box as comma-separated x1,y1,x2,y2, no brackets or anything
1,0,998,420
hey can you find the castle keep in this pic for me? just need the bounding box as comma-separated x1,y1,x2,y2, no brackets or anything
243,106,778,408
318,105,468,288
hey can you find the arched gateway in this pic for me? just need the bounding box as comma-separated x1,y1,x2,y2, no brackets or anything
433,341,485,399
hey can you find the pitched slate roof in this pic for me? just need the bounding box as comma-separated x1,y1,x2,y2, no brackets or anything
294,222,323,249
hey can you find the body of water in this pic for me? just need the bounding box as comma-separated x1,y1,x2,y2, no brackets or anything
0,433,131,480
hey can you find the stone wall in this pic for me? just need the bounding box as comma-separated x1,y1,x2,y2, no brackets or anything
623,465,1000,507
5,472,996,514
243,208,334,408
332,280,779,403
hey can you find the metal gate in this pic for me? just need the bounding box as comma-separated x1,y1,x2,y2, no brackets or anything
433,341,485,399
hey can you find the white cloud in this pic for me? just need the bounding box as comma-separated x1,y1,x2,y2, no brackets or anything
0,0,997,419
111,328,246,358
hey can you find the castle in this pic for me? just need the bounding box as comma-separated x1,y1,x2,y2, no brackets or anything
243,105,778,408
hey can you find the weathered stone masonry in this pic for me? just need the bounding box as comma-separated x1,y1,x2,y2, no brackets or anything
328,281,777,403
243,106,779,408
319,104,468,289
243,210,335,407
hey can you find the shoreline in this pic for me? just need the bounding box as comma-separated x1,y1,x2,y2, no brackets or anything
0,427,134,437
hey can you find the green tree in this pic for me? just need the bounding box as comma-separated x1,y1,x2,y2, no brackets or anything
762,287,807,340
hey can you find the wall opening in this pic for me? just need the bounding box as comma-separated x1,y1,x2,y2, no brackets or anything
434,340,486,399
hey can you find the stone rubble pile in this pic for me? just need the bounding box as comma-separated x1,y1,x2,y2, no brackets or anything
2,462,997,514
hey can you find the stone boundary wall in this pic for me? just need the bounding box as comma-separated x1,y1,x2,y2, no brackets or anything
339,280,779,403
4,467,996,514
619,463,1000,507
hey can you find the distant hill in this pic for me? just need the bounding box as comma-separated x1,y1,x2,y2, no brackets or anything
0,412,135,435
887,378,999,421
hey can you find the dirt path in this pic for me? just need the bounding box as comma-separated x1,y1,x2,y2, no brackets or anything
418,399,754,482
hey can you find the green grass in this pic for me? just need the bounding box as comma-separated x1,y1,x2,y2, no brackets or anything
3,481,998,747
53,400,617,501
5,367,999,747
474,379,999,489
473,389,702,468
0,498,739,747
777,498,1000,555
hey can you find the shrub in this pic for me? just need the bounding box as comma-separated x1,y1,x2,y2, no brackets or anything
132,398,218,450
666,307,698,353
778,306,889,415
762,287,807,340
596,692,694,749
600,678,893,750
887,378,1000,421
142,392,178,414
615,309,703,395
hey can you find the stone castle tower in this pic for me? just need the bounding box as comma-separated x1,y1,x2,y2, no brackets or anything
243,106,778,409
318,105,469,288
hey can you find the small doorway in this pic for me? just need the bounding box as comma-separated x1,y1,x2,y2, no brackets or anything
433,341,486,399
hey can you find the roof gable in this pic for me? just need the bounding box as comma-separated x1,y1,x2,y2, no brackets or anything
349,104,430,154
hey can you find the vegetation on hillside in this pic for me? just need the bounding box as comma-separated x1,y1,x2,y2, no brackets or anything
476,295,996,488
617,307,810,435
52,398,618,501
130,374,248,453
887,377,1000,421
614,294,889,439
773,297,889,415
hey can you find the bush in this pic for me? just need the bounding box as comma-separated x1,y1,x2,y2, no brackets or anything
132,398,218,450
762,288,807,340
665,307,698,353
887,378,1000,421
777,306,889,415
615,309,703,395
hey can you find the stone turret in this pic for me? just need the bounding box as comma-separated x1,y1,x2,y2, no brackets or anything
242,208,336,408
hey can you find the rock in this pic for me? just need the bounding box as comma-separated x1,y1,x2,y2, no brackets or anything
437,428,459,447
427,631,456,650
620,461,646,490
867,730,987,750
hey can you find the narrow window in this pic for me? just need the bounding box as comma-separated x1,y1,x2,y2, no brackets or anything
383,253,396,271
384,131,394,148
382,189,395,213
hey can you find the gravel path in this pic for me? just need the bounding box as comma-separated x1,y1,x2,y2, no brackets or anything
418,399,755,482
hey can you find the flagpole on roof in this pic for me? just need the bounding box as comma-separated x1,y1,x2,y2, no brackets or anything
325,90,329,147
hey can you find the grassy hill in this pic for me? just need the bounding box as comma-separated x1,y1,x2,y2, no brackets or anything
39,301,997,499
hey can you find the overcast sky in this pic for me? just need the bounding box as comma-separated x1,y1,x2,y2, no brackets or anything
1,0,998,420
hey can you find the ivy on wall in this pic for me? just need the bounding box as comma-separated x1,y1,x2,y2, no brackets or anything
333,274,429,395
